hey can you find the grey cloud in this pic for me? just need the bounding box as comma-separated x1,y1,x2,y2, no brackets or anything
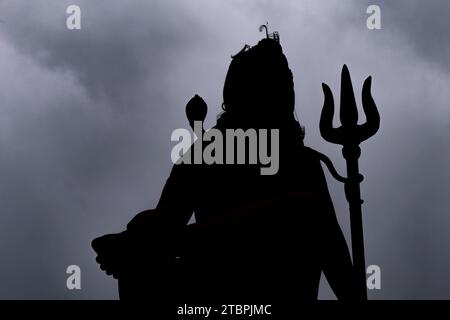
0,0,205,108
376,0,450,71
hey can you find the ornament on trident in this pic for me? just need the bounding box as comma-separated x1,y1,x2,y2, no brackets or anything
320,65,380,300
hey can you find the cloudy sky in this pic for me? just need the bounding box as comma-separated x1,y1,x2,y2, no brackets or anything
0,0,449,299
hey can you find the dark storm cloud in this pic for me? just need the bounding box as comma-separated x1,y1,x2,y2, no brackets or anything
0,0,205,108
0,0,449,299
375,0,450,70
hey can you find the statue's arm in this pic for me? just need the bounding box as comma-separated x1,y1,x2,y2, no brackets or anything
127,164,195,233
313,156,356,300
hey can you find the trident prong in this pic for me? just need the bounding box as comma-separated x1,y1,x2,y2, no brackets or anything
319,65,380,300
320,65,380,145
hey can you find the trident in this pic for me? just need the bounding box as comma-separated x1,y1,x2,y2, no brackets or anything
320,65,380,300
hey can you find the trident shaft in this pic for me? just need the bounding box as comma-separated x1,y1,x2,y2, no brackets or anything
320,65,380,300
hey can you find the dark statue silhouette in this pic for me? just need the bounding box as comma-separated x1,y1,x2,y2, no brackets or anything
92,26,379,302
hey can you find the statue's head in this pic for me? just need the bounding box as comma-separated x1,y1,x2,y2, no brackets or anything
222,28,295,126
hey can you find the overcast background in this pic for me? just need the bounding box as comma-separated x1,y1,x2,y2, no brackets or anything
0,0,449,299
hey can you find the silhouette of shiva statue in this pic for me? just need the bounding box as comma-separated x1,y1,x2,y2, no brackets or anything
92,27,357,301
